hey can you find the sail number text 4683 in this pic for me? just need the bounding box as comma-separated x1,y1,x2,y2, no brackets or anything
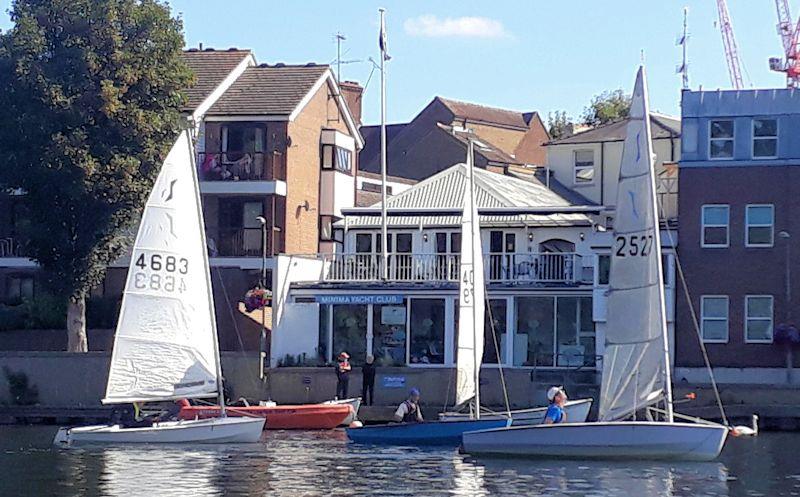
132,253,189,293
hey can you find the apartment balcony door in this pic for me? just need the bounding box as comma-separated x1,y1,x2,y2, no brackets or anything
489,231,516,281
216,199,264,257
435,232,461,280
353,232,412,280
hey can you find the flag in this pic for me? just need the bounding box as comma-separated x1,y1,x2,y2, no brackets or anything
379,11,391,61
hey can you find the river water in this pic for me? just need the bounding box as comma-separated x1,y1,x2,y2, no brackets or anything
0,426,797,497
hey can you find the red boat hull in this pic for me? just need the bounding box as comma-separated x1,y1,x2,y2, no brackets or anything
179,404,353,430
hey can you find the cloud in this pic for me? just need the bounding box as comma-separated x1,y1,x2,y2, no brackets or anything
403,15,510,39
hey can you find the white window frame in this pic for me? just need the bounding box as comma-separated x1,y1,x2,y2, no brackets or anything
573,149,595,185
745,204,774,248
745,295,774,344
700,295,729,343
701,204,730,248
752,118,778,159
708,119,735,161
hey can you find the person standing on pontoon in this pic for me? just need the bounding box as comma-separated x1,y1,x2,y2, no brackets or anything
544,386,568,424
335,352,352,399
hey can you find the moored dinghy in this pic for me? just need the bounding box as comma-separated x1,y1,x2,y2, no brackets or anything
462,67,728,461
54,131,264,446
438,398,593,426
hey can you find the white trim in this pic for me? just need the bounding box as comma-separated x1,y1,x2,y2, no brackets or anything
209,257,275,270
0,257,37,268
320,129,356,151
700,295,729,343
744,294,774,344
751,117,779,160
708,119,735,161
700,204,730,248
745,204,774,248
200,180,287,196
204,115,289,122
191,53,256,123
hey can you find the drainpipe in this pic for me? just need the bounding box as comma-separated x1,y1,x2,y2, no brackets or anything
599,142,605,206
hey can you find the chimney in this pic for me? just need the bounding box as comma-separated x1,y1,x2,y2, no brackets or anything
339,81,363,127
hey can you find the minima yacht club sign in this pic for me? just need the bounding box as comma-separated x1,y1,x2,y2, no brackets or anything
315,294,403,305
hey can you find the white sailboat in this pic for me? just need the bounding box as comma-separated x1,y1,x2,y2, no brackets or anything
54,131,265,446
461,67,729,461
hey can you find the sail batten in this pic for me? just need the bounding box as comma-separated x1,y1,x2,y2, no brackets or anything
103,131,219,404
598,67,672,422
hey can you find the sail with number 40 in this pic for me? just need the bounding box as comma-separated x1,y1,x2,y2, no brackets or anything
598,67,673,421
455,142,486,407
103,130,220,404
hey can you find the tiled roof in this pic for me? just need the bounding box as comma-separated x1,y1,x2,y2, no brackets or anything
206,64,329,116
359,123,408,167
438,97,532,129
181,48,252,111
441,124,522,165
547,113,680,145
357,170,418,185
345,163,592,228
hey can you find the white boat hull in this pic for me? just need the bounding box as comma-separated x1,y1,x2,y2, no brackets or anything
54,417,265,446
324,397,362,425
439,398,592,425
462,421,728,461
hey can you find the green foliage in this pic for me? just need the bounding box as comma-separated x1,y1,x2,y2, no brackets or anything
581,89,632,127
3,367,39,405
547,111,573,140
0,293,119,331
0,0,194,304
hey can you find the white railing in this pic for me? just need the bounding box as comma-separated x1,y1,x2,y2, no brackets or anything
0,237,22,257
318,252,584,284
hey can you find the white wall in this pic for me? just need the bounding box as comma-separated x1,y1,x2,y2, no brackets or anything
356,175,414,196
272,303,319,366
320,170,355,217
271,255,324,330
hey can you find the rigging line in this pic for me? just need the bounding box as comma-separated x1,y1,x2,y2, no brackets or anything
485,296,512,418
661,227,728,426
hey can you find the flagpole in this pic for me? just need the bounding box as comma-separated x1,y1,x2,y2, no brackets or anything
379,7,389,281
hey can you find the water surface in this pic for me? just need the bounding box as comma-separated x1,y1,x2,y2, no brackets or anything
0,426,797,496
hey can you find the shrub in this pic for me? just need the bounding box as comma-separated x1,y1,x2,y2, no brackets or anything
3,367,39,405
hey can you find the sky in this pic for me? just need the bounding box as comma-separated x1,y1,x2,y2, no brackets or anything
0,1,792,125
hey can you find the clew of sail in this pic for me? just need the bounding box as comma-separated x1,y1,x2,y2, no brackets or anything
103,131,219,404
455,143,486,407
598,67,671,421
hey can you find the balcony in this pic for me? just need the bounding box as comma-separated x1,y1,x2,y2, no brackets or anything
318,252,586,285
197,152,287,196
207,227,265,258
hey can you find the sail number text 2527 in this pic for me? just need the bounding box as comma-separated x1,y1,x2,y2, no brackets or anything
132,252,189,294
614,233,654,258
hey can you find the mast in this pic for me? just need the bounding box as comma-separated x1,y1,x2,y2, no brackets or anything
379,8,389,280
187,131,227,417
467,139,480,419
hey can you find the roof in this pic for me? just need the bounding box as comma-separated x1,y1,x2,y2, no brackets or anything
357,170,418,185
181,48,253,111
547,113,681,145
438,97,532,130
359,123,408,167
206,64,329,116
440,124,522,165
344,164,592,228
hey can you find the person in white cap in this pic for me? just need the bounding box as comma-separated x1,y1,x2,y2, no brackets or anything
544,386,567,424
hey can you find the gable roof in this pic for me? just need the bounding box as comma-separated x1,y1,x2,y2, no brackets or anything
438,97,532,130
344,164,592,228
440,124,522,165
206,64,329,116
181,49,253,111
547,113,680,145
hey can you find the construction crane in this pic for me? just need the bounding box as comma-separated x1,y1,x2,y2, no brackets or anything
715,0,745,89
770,0,800,87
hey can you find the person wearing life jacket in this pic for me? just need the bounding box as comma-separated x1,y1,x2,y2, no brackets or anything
335,352,352,399
543,386,568,424
393,388,424,423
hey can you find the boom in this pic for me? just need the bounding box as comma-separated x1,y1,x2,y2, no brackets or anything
716,0,745,89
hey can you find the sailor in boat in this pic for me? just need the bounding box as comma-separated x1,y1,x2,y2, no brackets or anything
335,352,352,400
393,388,424,423
544,386,568,424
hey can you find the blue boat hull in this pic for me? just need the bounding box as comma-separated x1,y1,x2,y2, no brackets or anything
346,419,510,446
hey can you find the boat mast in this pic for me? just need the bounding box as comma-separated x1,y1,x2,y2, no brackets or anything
187,130,227,417
467,139,480,420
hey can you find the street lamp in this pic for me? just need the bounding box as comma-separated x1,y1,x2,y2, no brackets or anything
256,216,268,381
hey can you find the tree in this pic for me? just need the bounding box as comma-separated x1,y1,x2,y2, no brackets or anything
0,0,193,352
581,89,632,127
547,111,574,140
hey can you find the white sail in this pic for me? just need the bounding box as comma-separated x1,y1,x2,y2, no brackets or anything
598,67,672,421
103,130,219,404
455,143,486,407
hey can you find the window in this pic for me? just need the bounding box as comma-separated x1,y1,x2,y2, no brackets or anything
746,204,774,247
332,304,368,364
409,299,445,364
514,296,595,367
701,205,729,247
319,215,334,242
6,275,33,302
321,144,352,173
361,182,393,195
483,299,507,364
745,295,773,343
701,296,729,343
574,150,595,184
597,254,610,285
752,118,778,158
709,120,734,159
372,302,407,366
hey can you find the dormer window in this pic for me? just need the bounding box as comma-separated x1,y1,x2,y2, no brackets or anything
709,120,734,159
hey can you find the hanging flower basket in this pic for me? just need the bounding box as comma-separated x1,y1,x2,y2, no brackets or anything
774,323,800,346
244,287,272,312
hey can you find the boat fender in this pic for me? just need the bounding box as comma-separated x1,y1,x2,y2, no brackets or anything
349,420,364,428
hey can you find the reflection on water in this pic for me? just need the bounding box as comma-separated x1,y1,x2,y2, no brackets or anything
2,427,800,496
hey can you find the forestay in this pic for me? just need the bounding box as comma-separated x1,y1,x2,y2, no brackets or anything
598,67,672,421
103,131,219,404
455,143,486,407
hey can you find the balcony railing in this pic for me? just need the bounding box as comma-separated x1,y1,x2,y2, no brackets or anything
0,237,23,257
206,227,264,258
198,152,286,182
318,252,585,284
